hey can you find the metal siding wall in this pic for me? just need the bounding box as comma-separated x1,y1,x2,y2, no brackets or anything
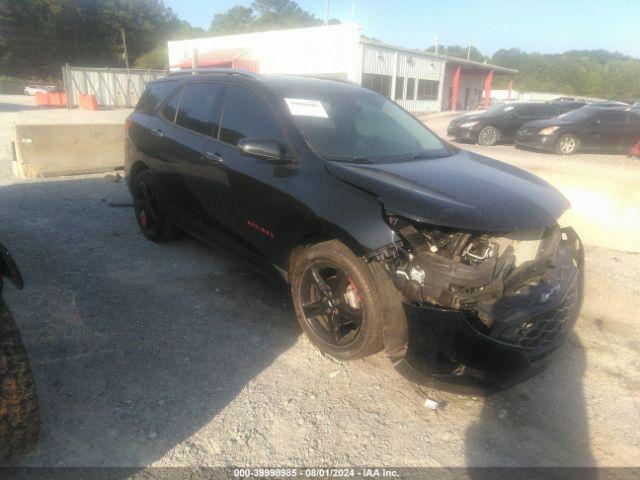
63,67,166,108
361,44,446,113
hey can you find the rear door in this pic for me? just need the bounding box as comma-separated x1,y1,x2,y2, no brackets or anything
583,110,629,151
503,104,538,140
157,82,228,225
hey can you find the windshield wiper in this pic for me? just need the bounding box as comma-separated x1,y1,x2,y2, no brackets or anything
407,151,451,160
324,156,376,164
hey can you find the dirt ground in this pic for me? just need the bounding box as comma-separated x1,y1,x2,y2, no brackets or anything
0,96,638,468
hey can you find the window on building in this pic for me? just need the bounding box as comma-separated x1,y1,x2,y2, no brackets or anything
394,77,405,100
220,86,286,147
361,73,392,98
406,78,416,100
417,79,439,100
161,86,183,123
175,83,225,136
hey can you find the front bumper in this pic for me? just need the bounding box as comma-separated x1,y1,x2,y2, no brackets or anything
388,228,585,393
515,131,558,152
447,124,481,142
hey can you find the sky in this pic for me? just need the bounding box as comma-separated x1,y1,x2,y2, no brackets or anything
162,0,640,58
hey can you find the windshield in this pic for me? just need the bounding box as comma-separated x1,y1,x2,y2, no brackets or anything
284,91,450,163
557,105,595,122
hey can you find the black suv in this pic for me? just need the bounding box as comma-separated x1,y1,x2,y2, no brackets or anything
126,70,584,390
447,101,585,146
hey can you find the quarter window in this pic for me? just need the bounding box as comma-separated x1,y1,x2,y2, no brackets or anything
219,86,286,147
162,87,183,123
136,80,178,113
175,83,225,136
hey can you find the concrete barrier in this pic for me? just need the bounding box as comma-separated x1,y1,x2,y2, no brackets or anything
12,124,123,178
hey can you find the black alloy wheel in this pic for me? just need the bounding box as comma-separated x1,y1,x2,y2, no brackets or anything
133,169,179,242
300,262,363,347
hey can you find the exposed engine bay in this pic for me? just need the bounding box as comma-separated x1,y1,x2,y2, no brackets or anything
369,215,583,358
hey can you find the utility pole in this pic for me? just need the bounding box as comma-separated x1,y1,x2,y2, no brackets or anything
350,0,355,16
434,37,439,55
121,28,129,70
467,36,471,60
325,0,329,25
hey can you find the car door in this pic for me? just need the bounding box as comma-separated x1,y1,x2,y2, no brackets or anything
213,84,298,260
164,81,232,229
537,104,561,121
582,110,629,151
502,105,538,140
624,111,640,151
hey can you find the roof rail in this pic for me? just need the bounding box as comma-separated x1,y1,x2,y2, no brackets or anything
167,68,262,80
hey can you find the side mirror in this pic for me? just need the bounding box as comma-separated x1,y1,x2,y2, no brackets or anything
238,138,289,163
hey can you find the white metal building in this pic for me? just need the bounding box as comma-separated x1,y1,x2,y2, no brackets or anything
167,23,516,113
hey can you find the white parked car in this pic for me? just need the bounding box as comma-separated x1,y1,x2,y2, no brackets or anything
23,85,60,95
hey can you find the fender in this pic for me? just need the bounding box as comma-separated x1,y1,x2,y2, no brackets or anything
0,242,24,290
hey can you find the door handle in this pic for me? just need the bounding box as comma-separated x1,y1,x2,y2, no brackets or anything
151,128,163,137
204,152,224,165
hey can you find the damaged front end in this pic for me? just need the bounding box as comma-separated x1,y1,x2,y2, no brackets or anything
369,216,584,392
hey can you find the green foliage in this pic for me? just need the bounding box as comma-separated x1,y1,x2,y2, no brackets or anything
491,49,640,100
426,44,486,63
0,0,188,78
209,0,325,36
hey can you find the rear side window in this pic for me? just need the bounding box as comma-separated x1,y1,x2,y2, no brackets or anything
175,83,225,136
135,81,178,113
517,105,538,117
538,105,559,117
595,110,628,124
219,86,286,146
162,87,183,123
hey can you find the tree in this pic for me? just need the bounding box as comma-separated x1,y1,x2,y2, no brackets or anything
426,44,485,62
209,0,322,36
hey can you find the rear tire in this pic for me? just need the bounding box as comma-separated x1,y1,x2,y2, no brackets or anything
478,126,500,146
133,170,180,242
290,240,385,360
0,297,39,463
555,133,579,155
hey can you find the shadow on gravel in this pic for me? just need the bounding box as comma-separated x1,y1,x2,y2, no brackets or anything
465,333,595,472
0,177,299,468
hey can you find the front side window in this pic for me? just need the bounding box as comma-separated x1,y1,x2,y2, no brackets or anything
595,110,628,124
286,90,449,163
220,86,286,147
175,83,225,136
162,87,183,123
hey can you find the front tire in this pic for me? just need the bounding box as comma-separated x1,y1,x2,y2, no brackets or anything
290,240,385,360
478,126,500,146
133,170,179,242
0,297,39,463
555,133,579,155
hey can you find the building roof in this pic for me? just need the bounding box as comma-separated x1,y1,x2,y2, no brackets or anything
359,37,518,74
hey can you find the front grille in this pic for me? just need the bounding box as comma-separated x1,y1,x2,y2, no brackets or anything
496,284,579,353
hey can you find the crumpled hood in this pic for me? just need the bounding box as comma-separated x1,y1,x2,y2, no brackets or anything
325,149,570,232
449,112,484,125
521,117,572,129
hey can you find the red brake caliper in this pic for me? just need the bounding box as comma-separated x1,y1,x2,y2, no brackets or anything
139,210,147,227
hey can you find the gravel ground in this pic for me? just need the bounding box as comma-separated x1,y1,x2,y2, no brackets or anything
0,97,638,468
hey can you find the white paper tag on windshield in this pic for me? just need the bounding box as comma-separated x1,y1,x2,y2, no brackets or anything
285,98,328,118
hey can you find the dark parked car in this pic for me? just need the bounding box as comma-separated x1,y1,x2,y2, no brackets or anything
516,105,640,155
125,70,584,390
0,242,39,462
447,101,586,146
